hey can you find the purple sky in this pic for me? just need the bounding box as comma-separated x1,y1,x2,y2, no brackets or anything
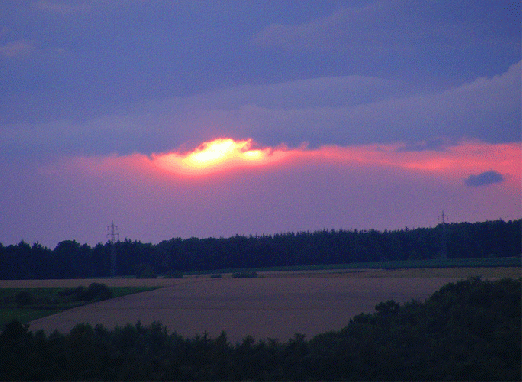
1,1,520,248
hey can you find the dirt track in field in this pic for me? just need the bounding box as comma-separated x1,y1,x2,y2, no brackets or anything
18,267,520,343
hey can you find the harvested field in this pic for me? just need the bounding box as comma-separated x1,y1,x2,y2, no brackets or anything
25,267,519,343
1,266,518,288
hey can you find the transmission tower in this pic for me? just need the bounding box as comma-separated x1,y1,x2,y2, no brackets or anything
439,211,448,259
107,221,119,277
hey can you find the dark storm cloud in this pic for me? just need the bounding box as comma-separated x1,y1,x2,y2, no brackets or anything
465,171,505,187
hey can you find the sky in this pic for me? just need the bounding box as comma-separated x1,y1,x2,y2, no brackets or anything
0,0,520,248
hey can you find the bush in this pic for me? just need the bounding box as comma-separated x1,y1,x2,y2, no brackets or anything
56,284,113,302
15,291,33,306
84,283,113,301
232,271,258,278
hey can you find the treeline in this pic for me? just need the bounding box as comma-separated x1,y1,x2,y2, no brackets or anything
1,278,520,380
0,219,520,279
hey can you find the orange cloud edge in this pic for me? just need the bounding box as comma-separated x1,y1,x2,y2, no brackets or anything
56,138,521,186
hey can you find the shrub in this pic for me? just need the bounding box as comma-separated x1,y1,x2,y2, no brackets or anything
15,291,33,306
232,271,258,278
81,283,113,301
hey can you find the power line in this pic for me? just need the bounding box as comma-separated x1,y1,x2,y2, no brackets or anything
107,221,119,277
439,211,448,260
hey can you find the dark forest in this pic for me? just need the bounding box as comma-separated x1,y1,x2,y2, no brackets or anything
1,219,520,279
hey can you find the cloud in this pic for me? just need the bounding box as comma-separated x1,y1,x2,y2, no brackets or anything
252,2,412,53
195,61,520,146
0,61,519,161
140,60,516,148
0,40,35,58
252,1,520,56
193,75,409,110
465,171,505,187
33,0,92,15
45,139,521,188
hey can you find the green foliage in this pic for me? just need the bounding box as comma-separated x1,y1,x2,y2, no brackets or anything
57,283,113,302
81,283,113,301
1,278,519,380
0,286,157,328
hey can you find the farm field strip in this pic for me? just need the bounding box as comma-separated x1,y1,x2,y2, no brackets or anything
3,267,518,343
1,266,519,288
0,278,194,289
26,273,508,343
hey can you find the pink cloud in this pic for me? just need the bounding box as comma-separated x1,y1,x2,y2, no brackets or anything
52,139,520,188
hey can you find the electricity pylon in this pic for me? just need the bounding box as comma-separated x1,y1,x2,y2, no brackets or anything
439,211,448,259
107,221,119,277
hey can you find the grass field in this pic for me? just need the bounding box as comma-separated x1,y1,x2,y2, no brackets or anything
0,286,157,328
196,256,521,276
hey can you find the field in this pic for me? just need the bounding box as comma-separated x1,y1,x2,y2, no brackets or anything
7,266,517,343
0,286,157,328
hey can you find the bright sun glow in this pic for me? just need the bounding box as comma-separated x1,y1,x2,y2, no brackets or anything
67,138,520,187
184,139,260,168
151,138,289,176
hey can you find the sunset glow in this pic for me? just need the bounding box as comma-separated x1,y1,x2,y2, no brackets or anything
18,137,522,246
183,139,263,168
151,138,291,176
56,139,521,190
186,139,242,167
